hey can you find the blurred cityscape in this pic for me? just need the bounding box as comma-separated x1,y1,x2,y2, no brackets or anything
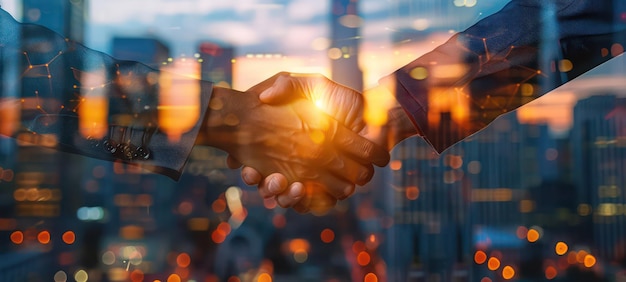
1,0,626,282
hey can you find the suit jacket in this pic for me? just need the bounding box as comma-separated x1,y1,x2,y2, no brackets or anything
2,1,625,178
383,0,626,152
0,9,212,180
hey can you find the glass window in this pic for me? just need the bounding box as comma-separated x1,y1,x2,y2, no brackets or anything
1,0,625,281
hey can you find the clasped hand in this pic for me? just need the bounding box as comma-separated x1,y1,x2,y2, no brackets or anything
222,73,389,214
206,74,389,214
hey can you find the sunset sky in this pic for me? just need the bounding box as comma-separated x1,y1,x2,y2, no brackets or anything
1,0,625,134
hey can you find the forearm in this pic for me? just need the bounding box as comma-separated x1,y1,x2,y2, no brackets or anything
196,86,250,150
381,0,626,153
362,85,420,151
1,9,212,179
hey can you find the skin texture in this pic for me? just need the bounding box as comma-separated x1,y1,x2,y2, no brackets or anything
229,73,417,214
203,85,390,214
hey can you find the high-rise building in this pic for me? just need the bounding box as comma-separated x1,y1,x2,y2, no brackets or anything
571,95,626,260
0,1,89,280
112,37,170,69
22,0,85,43
199,42,234,87
329,0,363,91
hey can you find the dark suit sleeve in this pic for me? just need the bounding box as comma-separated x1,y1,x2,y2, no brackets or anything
381,0,626,153
0,9,212,180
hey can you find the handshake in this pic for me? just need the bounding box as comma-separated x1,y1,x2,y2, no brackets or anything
202,72,418,215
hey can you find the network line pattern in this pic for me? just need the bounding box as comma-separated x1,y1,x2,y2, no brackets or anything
389,1,626,153
1,9,210,178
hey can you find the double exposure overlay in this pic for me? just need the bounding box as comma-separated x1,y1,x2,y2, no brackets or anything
1,0,626,281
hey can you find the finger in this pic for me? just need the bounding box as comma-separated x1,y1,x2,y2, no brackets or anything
241,166,263,185
326,155,375,186
293,182,338,215
257,173,288,198
226,155,242,169
332,124,390,167
259,74,298,104
275,182,305,208
314,174,356,200
246,72,283,94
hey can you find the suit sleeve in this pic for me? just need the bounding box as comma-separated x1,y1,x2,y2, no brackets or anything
381,0,626,153
0,9,212,180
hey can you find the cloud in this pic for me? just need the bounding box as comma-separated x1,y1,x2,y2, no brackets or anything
360,0,389,16
197,21,263,47
89,0,258,24
287,0,328,22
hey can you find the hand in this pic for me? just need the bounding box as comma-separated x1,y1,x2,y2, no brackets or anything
227,73,391,213
205,85,389,214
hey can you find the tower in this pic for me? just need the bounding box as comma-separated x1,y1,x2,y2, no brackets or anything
329,0,363,92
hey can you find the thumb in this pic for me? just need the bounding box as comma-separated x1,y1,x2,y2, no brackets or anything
259,75,297,104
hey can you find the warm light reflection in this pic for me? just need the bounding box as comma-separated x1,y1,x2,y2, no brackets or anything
526,229,540,242
167,274,181,282
78,96,108,139
583,254,596,267
516,226,528,239
38,230,51,244
257,273,272,282
427,86,470,130
130,270,144,282
389,160,402,170
364,273,378,282
158,59,201,142
320,228,335,243
405,186,420,200
487,257,500,271
474,250,487,264
288,238,310,253
363,85,397,134
357,251,371,266
352,241,366,253
576,250,589,263
502,265,515,280
545,266,557,279
0,98,20,137
10,230,24,244
555,242,568,255
62,231,76,244
176,253,191,268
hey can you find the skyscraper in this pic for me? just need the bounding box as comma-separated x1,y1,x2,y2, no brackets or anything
571,95,626,260
22,0,85,43
199,42,234,88
329,0,363,92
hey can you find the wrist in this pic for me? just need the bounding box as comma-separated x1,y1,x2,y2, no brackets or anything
197,86,254,150
363,85,419,151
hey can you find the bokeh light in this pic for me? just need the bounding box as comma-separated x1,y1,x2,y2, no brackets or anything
176,253,191,268
545,266,557,280
474,250,487,264
62,231,75,244
167,274,182,282
487,257,500,271
320,228,335,243
257,273,272,282
38,230,51,244
584,254,596,267
74,270,88,282
364,273,378,282
502,265,515,280
526,229,540,242
10,230,24,244
555,242,568,255
53,270,67,282
357,251,371,266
